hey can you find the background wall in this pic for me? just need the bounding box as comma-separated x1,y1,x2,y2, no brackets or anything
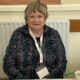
63,0,80,4
0,0,80,79
0,0,61,5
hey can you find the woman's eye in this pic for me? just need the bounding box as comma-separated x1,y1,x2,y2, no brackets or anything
38,15,42,18
29,15,43,19
30,16,34,18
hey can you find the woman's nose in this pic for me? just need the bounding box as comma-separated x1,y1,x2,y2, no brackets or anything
34,17,39,21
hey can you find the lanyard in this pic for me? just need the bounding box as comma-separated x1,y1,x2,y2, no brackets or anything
29,28,43,63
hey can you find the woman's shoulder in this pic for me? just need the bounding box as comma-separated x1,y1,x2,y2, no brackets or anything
10,24,28,38
45,25,59,34
45,25,61,39
12,24,28,34
13,25,26,32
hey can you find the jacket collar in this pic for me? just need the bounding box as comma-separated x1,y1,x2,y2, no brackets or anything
21,24,29,35
21,23,49,35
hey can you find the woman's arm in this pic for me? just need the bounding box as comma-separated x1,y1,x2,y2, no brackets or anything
3,30,23,79
49,31,67,78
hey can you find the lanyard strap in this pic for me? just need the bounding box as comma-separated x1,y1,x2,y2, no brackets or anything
29,28,43,63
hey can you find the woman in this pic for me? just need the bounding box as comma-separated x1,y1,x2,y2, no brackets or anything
3,1,67,79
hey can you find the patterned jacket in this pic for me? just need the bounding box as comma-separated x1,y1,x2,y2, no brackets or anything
3,24,67,79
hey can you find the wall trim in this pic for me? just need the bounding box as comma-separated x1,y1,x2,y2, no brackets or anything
0,4,80,12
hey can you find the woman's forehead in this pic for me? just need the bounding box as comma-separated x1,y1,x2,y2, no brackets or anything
29,10,43,15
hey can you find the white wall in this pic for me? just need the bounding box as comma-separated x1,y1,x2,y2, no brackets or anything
0,5,80,78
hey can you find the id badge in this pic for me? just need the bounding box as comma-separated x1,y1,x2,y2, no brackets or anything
36,64,49,79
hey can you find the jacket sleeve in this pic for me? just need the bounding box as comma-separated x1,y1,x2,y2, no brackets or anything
3,30,23,79
49,30,67,78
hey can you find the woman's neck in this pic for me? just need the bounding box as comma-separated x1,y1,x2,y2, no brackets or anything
30,28,43,37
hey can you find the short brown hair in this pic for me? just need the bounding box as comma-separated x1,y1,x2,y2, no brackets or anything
24,1,48,21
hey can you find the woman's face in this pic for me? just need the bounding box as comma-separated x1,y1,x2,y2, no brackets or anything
27,11,46,31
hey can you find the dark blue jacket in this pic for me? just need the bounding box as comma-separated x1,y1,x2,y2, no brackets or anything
3,24,67,79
